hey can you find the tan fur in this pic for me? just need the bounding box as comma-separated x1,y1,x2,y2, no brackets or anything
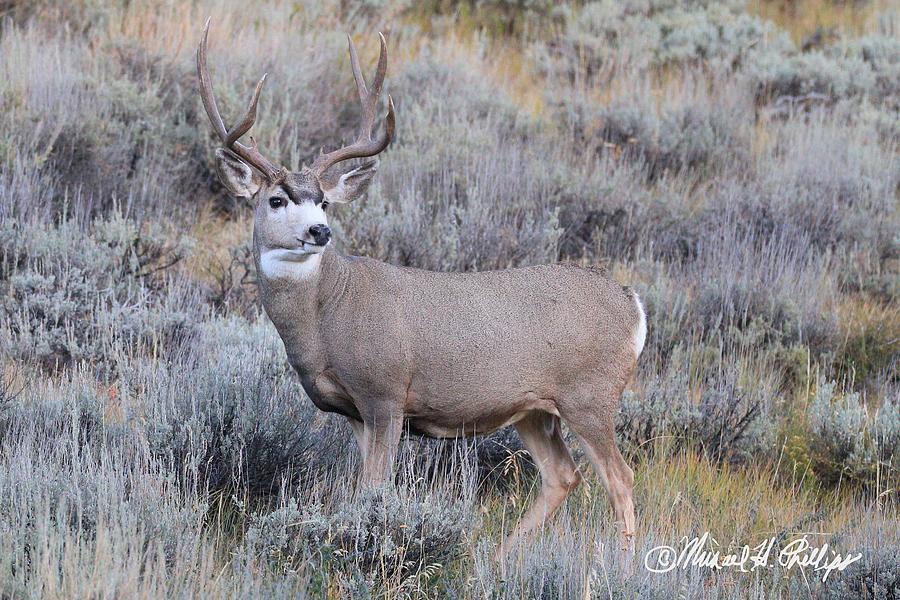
256,238,642,555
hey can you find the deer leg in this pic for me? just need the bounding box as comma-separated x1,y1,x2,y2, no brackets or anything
348,417,366,451
568,418,636,555
499,411,580,557
348,417,370,481
357,412,402,489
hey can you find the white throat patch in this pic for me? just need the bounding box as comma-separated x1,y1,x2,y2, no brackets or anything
259,249,322,281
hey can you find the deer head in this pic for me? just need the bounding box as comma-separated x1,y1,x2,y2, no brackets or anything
197,20,395,271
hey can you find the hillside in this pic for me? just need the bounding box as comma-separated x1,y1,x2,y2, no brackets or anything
0,0,897,597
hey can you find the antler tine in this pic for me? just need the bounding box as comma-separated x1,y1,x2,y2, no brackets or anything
197,19,282,181
383,94,396,146
369,33,388,118
347,35,369,110
197,19,227,141
311,33,395,176
226,73,268,146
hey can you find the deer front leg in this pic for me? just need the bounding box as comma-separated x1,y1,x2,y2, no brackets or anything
350,411,403,490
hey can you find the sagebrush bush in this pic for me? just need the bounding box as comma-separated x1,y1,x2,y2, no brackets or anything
244,484,473,594
490,531,589,599
874,384,900,471
817,544,900,600
534,0,792,83
818,518,900,600
845,34,900,106
632,206,839,363
0,25,199,219
759,115,898,263
806,379,899,487
749,33,900,106
749,49,876,103
0,369,207,594
618,343,777,462
142,316,353,495
685,228,838,355
0,214,194,371
554,81,751,181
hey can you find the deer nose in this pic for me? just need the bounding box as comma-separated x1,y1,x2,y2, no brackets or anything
308,224,331,245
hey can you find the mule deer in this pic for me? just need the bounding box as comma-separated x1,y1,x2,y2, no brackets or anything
197,21,646,555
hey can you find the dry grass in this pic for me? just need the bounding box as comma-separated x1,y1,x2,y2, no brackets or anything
749,0,894,42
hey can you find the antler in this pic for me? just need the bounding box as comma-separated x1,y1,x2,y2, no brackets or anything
311,33,395,176
197,19,283,181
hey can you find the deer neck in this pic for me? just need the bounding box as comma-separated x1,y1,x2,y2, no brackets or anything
255,246,351,365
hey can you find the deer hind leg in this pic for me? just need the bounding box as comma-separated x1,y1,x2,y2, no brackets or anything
566,412,636,555
500,411,581,556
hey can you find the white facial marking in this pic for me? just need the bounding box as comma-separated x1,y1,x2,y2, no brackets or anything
260,249,322,281
632,292,647,358
289,201,328,229
258,197,329,281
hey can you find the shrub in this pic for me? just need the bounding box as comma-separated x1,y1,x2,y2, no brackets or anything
588,93,750,180
874,384,900,477
0,25,199,219
834,302,900,386
0,364,22,422
844,34,900,106
201,238,260,317
0,370,206,594
818,544,900,600
805,379,898,487
143,316,353,496
491,532,589,599
244,484,472,594
749,50,876,104
632,204,839,360
689,208,839,355
760,115,899,262
0,214,193,372
618,344,777,462
534,0,792,82
653,6,792,68
748,34,899,108
410,0,559,38
0,0,896,596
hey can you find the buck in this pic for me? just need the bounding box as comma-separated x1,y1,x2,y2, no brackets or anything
197,21,646,555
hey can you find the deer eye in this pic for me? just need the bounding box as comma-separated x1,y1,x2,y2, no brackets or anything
321,201,330,211
268,197,284,209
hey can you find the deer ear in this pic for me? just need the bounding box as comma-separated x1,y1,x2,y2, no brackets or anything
215,148,262,199
322,160,378,204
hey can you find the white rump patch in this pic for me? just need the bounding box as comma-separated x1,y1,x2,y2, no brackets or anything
632,292,647,358
259,250,322,281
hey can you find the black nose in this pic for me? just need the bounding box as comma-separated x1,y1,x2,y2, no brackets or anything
308,224,331,245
